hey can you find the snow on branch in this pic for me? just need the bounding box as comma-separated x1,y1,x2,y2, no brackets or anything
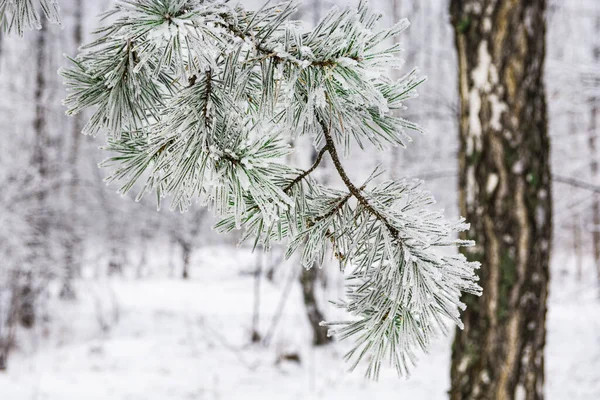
0,0,61,35
60,0,482,378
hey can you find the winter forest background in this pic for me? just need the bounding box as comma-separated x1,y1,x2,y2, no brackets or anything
0,0,599,399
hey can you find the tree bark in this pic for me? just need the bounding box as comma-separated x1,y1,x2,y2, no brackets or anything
299,266,331,346
449,1,552,399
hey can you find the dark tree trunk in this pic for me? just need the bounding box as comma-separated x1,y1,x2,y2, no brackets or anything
299,266,331,346
107,245,125,276
0,338,8,371
0,290,18,371
22,21,50,328
181,242,191,280
449,1,552,399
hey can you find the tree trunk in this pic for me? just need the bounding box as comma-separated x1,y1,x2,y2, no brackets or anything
300,0,331,347
168,235,176,278
568,112,583,280
574,214,583,281
181,242,191,280
21,21,51,328
61,0,85,300
0,336,8,371
299,266,331,346
0,289,18,371
251,251,263,343
107,245,125,276
299,149,331,346
449,1,552,399
589,15,600,285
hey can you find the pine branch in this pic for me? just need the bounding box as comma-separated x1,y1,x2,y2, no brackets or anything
61,0,480,379
0,0,61,36
319,117,399,237
217,17,361,71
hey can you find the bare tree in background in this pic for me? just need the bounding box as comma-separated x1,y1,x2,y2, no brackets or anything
170,209,206,280
589,14,600,284
449,0,552,399
19,21,52,328
90,162,127,276
298,265,329,345
0,289,17,370
61,0,84,300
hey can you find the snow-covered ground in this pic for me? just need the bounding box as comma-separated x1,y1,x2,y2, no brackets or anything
0,246,598,399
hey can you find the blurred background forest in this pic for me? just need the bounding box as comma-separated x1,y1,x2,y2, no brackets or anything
0,0,599,399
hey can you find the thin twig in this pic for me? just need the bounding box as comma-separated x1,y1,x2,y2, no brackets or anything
262,262,300,346
415,170,459,181
414,169,600,195
199,318,258,371
283,145,329,192
554,174,600,194
202,68,212,124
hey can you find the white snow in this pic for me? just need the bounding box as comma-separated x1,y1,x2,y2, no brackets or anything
486,173,499,194
0,246,598,399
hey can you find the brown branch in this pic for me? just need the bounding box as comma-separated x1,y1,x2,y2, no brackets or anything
202,68,212,124
187,74,197,87
283,145,329,192
318,118,399,237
